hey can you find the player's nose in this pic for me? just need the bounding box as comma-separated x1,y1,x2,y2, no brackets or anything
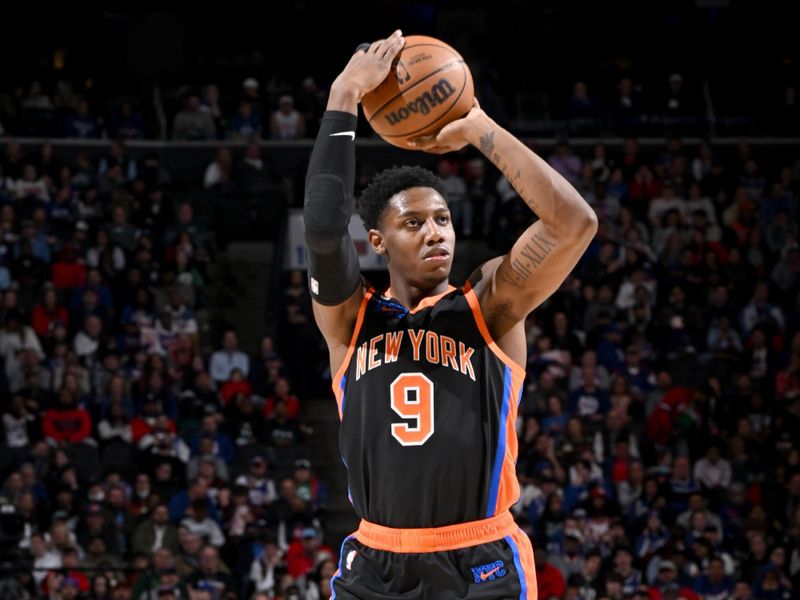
424,218,445,243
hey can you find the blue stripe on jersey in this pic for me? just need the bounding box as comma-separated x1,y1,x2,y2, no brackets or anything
330,534,354,600
339,374,347,413
504,534,528,600
486,365,512,518
339,452,354,507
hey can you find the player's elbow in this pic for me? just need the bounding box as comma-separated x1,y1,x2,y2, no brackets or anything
562,207,598,241
303,173,350,251
580,209,599,237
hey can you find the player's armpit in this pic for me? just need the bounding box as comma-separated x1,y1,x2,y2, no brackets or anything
312,276,367,350
476,217,596,339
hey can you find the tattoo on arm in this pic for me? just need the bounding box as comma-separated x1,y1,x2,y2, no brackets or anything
488,301,515,324
499,230,557,289
480,128,540,212
479,131,495,155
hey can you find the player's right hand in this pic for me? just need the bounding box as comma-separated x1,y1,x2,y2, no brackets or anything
332,30,405,101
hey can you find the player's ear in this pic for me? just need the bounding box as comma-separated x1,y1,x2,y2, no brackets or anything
368,229,386,256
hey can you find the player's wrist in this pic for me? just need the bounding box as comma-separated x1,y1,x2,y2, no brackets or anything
329,79,363,107
466,113,497,148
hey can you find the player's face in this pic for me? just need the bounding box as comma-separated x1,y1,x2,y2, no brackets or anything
375,186,455,287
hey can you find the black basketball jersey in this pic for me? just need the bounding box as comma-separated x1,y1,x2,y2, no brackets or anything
332,284,525,529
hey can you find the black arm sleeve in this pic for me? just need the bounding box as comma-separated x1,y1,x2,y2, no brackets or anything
303,110,361,305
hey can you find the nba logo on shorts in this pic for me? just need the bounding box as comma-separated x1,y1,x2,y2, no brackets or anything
346,550,358,570
470,560,506,583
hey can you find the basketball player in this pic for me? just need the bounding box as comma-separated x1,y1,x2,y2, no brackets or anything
304,30,597,599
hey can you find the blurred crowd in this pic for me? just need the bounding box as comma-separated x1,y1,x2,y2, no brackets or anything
1,72,796,141
1,87,800,600
0,139,332,600
0,77,327,142
495,137,799,600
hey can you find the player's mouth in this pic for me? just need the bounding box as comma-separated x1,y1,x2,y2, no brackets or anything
422,247,450,263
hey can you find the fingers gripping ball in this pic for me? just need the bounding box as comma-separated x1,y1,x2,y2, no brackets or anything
361,35,474,149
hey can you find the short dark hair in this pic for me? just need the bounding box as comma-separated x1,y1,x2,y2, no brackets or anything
357,165,447,230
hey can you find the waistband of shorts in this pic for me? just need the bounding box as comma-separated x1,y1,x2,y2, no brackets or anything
355,511,517,553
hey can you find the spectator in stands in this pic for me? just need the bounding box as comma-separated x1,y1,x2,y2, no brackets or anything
269,95,305,140
238,142,272,195
31,285,68,340
285,526,334,580
534,548,566,599
241,77,265,116
209,329,249,384
436,159,469,236
220,367,251,405
611,77,642,134
295,76,326,137
236,456,278,511
65,99,101,138
98,139,138,182
227,100,263,140
693,441,732,493
567,81,600,128
264,399,304,449
21,81,55,136
549,141,583,186
13,164,50,201
199,84,224,138
105,205,139,254
184,545,235,597
42,387,93,446
107,102,146,140
172,95,216,140
190,414,235,465
181,498,225,548
292,459,327,514
263,376,299,420
1,143,23,184
203,148,233,191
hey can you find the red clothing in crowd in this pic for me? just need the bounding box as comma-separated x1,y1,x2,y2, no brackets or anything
648,586,700,600
42,407,92,444
220,379,252,405
285,539,335,579
31,304,69,338
130,416,177,443
644,386,694,447
41,570,90,595
51,261,87,290
263,394,300,419
536,563,566,600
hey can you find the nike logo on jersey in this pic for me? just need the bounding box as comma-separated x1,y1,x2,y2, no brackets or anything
329,131,355,140
471,560,507,583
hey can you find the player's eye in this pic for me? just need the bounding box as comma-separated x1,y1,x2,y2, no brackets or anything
406,219,419,228
438,215,450,224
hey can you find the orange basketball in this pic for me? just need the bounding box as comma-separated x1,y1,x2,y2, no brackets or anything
361,35,474,149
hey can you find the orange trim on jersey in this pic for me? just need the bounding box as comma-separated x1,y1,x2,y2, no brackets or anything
355,510,516,553
384,285,456,314
332,289,374,419
462,283,526,378
509,528,539,600
493,369,524,515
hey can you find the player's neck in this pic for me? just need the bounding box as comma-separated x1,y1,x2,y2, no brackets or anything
385,278,451,311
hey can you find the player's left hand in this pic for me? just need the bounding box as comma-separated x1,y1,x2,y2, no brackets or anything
409,98,487,154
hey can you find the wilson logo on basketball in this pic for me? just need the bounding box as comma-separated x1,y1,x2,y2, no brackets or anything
384,78,457,126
